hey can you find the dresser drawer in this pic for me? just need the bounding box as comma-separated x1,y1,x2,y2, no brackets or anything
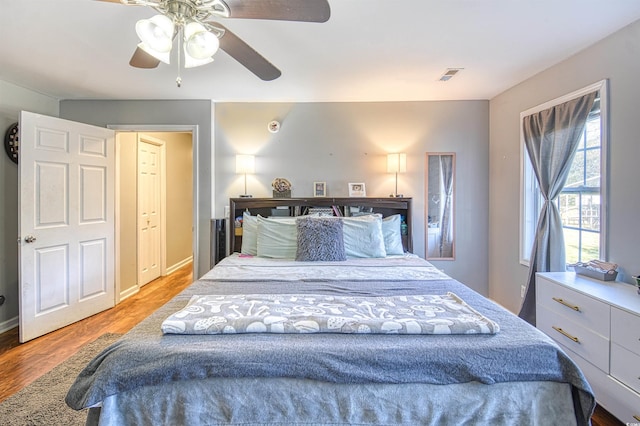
537,305,609,371
537,277,610,337
611,343,640,394
612,307,640,355
603,375,640,424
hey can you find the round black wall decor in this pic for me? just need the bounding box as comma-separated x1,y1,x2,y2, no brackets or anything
4,122,19,164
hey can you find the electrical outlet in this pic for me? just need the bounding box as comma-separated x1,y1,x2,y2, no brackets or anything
224,206,230,218
521,285,526,298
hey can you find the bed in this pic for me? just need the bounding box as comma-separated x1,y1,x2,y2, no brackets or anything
66,198,594,425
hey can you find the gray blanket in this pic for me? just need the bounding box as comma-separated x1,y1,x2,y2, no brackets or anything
66,278,594,425
160,292,501,335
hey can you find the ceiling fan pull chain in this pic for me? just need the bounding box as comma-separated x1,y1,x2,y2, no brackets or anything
176,25,183,88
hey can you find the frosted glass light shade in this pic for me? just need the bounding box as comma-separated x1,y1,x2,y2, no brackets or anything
135,14,174,53
184,22,219,59
184,54,214,69
387,153,407,173
236,155,255,174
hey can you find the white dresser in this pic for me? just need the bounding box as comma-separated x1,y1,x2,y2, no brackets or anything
536,272,640,423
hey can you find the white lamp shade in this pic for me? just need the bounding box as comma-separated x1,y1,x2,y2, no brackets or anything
184,22,219,59
236,155,255,174
135,14,174,53
387,153,407,173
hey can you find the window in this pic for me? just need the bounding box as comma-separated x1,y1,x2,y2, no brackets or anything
519,80,608,266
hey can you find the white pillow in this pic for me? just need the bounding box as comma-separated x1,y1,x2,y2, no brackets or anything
382,214,405,255
342,215,387,258
240,213,258,255
257,216,298,259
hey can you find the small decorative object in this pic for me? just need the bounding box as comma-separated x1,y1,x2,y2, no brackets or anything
572,259,618,281
268,120,280,133
348,182,366,197
272,177,292,198
314,182,326,197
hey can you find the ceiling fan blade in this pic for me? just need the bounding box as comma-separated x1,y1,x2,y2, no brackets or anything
223,0,330,23
214,23,281,81
129,47,161,68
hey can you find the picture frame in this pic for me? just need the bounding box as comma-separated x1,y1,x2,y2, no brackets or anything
348,182,366,197
314,181,326,197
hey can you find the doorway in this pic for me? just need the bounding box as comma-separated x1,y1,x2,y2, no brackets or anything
115,129,194,301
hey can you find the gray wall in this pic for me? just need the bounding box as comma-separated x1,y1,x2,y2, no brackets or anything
214,101,490,294
60,100,212,279
489,20,640,313
0,81,59,329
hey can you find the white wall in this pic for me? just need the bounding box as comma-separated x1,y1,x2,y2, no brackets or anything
215,101,490,294
0,81,59,330
489,20,640,313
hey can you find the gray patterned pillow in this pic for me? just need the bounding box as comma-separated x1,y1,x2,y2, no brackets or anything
296,217,347,261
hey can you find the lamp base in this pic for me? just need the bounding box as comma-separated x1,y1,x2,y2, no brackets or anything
239,194,253,198
389,194,404,198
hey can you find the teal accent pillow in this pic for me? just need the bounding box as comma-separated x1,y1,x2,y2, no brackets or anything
382,214,405,255
256,216,298,259
240,213,258,256
342,215,387,258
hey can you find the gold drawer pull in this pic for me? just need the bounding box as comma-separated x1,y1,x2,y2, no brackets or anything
552,326,580,343
634,415,640,421
552,297,581,312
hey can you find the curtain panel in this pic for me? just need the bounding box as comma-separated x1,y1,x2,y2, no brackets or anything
518,91,597,326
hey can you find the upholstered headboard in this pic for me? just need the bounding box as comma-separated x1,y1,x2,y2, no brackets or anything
229,197,412,254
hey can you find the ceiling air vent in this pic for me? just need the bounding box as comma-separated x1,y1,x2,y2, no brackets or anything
439,68,463,82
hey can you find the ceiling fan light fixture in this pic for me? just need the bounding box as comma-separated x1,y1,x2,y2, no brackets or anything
138,42,171,64
184,22,219,59
184,54,214,69
135,14,174,53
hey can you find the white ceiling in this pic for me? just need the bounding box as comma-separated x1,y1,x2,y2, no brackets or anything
2,0,640,103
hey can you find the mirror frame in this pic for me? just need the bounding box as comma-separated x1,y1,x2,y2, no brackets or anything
425,152,456,260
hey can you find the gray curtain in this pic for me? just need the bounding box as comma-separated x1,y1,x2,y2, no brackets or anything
439,155,454,257
518,91,597,325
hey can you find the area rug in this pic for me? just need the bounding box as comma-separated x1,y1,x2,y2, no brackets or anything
0,333,122,425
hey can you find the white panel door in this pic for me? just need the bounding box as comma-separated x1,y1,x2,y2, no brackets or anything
137,134,164,286
19,111,115,342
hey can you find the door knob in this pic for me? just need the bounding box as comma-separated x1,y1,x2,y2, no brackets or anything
24,235,37,244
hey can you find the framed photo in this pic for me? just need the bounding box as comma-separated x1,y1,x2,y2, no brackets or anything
314,181,326,197
348,182,366,197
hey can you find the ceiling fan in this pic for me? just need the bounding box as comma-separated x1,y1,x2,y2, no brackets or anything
98,0,331,83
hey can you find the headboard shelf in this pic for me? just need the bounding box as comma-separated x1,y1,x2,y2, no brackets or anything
229,197,412,254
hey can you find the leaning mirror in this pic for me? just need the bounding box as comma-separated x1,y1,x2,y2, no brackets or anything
426,153,455,260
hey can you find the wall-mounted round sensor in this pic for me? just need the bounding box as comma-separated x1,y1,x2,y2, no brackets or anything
268,120,280,133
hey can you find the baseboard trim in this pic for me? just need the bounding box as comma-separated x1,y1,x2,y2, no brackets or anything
0,316,19,334
165,256,193,276
119,285,139,302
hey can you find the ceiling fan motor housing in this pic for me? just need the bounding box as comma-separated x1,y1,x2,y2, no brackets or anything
153,0,230,24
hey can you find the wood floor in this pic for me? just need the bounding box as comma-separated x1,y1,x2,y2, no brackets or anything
0,263,193,403
0,262,623,424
